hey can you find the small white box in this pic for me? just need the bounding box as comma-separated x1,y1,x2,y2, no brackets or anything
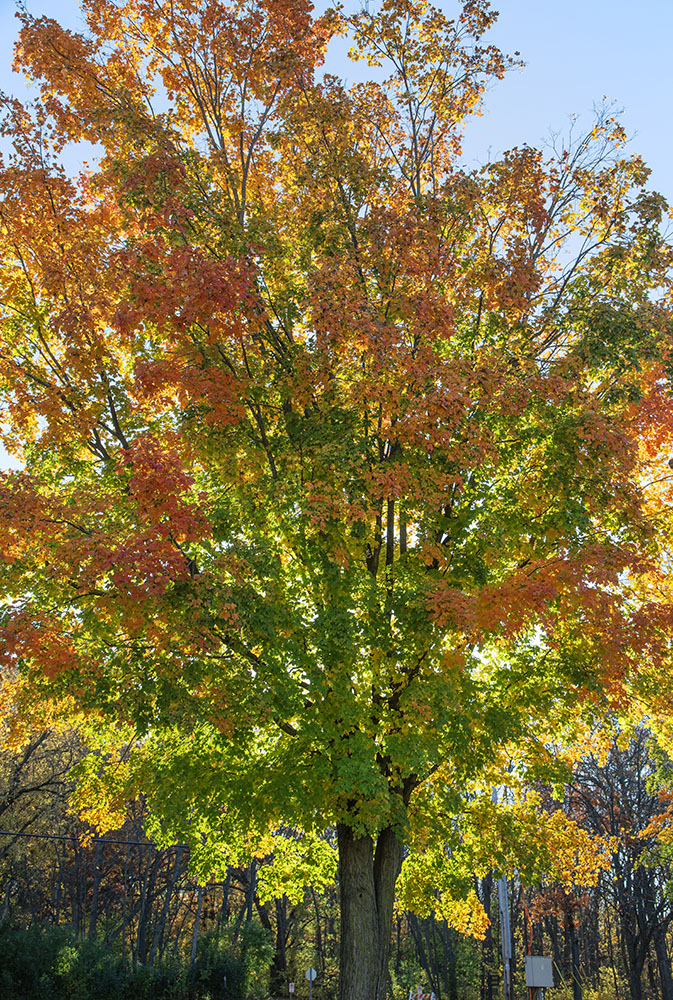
524,956,554,988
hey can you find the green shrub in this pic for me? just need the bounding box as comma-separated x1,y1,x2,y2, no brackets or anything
191,926,249,999
0,923,246,1000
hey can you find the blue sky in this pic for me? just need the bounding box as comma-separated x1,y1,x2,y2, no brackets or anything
456,0,673,194
0,0,671,469
1,0,670,192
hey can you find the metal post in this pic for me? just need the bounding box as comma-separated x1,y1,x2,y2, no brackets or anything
498,875,512,1000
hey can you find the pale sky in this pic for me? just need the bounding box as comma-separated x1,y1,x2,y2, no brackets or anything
0,0,671,469
1,0,670,189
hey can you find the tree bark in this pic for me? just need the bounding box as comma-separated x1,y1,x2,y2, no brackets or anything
624,929,644,1000
148,846,184,965
312,887,325,974
190,885,203,969
337,823,402,1000
444,923,458,1000
274,895,290,991
653,925,673,1000
136,849,160,965
408,911,431,982
218,869,231,930
564,910,582,1000
88,839,104,941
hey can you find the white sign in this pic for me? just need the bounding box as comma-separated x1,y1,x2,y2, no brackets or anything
524,957,554,989
289,986,295,995
408,990,436,1000
305,968,317,982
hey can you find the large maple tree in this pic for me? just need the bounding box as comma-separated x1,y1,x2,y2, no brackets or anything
1,0,672,996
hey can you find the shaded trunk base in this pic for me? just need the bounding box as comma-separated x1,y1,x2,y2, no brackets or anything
338,824,402,1000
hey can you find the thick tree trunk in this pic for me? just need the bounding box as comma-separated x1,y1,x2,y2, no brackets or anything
337,823,402,1000
653,925,673,1000
443,922,457,1000
571,924,582,1000
624,932,644,1000
564,911,582,1000
273,895,290,990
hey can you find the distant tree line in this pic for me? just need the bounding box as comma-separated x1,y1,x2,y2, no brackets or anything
1,723,672,999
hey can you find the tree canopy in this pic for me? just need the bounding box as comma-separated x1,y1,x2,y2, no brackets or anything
1,1,672,997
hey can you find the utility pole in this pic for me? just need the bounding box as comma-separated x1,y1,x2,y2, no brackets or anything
498,875,512,1000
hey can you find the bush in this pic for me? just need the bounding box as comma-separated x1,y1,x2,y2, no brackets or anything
0,923,246,1000
0,923,66,999
191,927,247,1000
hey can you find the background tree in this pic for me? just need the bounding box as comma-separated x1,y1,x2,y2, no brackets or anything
569,728,673,1000
0,1,672,998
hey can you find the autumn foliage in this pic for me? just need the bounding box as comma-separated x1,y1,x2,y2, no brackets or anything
0,1,671,997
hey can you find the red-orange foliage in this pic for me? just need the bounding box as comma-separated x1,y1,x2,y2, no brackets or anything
0,2,671,997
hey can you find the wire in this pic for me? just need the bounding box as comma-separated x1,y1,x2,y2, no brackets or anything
0,830,186,849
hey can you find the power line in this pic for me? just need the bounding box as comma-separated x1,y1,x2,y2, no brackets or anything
0,830,187,849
